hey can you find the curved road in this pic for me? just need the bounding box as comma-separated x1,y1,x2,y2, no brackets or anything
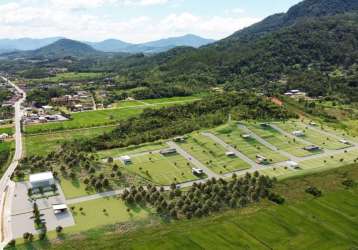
0,75,26,247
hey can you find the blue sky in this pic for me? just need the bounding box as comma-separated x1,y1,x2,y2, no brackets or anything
0,0,302,43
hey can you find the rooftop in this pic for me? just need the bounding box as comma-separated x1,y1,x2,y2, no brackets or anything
29,172,54,183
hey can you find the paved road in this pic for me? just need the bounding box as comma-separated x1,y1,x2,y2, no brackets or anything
0,75,26,247
307,125,358,146
166,141,220,179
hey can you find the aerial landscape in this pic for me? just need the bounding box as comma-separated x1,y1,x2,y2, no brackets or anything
0,0,357,249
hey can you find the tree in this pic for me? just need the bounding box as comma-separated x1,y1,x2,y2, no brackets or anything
56,225,63,234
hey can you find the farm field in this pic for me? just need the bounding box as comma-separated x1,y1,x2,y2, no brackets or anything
275,121,349,150
25,126,116,156
179,133,251,174
116,152,199,185
245,122,316,157
25,106,144,134
214,124,288,164
28,72,106,84
23,164,358,250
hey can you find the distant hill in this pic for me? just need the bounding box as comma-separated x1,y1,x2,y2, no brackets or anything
0,37,63,52
85,39,133,52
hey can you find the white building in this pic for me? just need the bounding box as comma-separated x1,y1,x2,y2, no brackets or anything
339,139,350,145
226,152,236,157
192,168,204,175
292,130,305,137
53,204,68,214
0,133,9,140
120,155,132,165
287,161,299,168
29,172,55,188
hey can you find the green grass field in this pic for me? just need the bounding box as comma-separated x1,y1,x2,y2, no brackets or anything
97,142,165,159
276,121,349,150
142,96,201,104
0,141,14,176
66,197,151,234
214,124,288,164
25,107,144,134
245,122,316,157
179,133,251,174
0,126,13,135
116,153,199,185
25,126,115,156
15,164,358,250
29,72,106,84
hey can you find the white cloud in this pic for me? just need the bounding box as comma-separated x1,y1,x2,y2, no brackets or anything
0,1,261,43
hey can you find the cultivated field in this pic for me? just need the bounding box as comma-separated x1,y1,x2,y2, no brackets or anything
178,133,251,174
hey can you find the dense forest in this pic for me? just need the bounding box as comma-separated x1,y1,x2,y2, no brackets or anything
67,92,295,151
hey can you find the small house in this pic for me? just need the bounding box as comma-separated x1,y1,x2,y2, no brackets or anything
260,123,270,128
256,155,268,164
53,204,68,215
120,155,132,165
160,148,177,155
0,133,9,140
173,136,186,142
192,168,204,175
309,121,317,126
292,130,305,137
226,151,236,157
29,172,55,188
287,161,299,169
241,134,252,139
304,145,320,152
42,105,53,111
339,139,350,145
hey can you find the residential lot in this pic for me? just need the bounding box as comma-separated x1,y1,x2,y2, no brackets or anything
245,122,317,157
178,133,251,174
214,124,288,164
116,152,200,185
275,121,349,150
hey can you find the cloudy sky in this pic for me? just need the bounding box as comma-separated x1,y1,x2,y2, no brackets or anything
0,0,302,43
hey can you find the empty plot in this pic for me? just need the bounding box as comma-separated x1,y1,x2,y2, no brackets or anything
276,121,349,150
245,123,315,157
118,153,199,185
179,133,251,174
259,167,294,178
214,125,288,164
299,149,358,171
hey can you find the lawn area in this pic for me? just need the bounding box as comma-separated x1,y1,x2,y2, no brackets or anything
214,124,288,164
25,126,115,156
59,177,94,199
97,142,165,159
179,133,251,174
113,100,146,108
19,164,358,250
116,153,199,185
245,122,315,157
299,148,358,171
0,125,13,135
0,141,14,176
275,120,349,150
25,107,144,134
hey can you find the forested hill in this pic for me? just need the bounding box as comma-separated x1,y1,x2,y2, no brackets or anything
110,0,358,102
222,0,358,43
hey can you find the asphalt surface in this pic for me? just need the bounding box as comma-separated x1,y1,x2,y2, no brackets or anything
0,76,26,247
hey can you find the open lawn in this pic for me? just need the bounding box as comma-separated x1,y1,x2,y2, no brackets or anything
214,124,288,164
16,164,358,250
117,153,199,185
0,125,13,135
245,122,316,157
114,100,146,108
25,126,115,156
142,96,201,104
25,107,144,134
0,141,14,176
276,121,349,150
179,133,251,174
97,142,165,159
59,177,94,199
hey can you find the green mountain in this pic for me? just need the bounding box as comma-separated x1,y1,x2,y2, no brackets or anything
109,0,358,102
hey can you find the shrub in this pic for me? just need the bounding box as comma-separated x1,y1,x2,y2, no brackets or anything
305,186,322,197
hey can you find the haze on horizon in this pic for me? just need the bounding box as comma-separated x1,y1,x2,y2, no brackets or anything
0,0,301,43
